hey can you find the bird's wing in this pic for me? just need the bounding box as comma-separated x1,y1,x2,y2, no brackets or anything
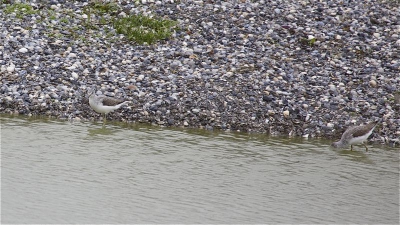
102,97,125,106
350,123,376,138
341,126,356,139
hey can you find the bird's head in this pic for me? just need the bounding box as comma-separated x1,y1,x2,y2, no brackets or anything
331,140,346,149
87,87,97,97
331,141,340,148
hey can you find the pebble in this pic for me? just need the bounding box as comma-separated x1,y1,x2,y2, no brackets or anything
71,72,79,80
19,48,28,53
7,63,15,72
283,110,290,118
0,0,398,146
369,80,377,88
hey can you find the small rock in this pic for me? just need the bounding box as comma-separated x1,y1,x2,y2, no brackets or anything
137,74,145,81
19,48,28,53
68,53,77,58
127,85,138,91
167,119,174,125
170,60,182,69
286,14,295,20
283,110,290,118
66,65,76,70
7,63,15,72
369,80,377,88
71,72,79,80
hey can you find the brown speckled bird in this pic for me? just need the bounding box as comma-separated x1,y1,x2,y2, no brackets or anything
331,122,377,151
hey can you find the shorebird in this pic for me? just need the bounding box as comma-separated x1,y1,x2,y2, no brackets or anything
88,89,129,123
331,122,377,151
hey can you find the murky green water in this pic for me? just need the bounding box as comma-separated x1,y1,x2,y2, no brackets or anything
1,114,399,223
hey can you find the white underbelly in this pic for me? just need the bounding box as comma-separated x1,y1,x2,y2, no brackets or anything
89,99,117,114
348,131,372,145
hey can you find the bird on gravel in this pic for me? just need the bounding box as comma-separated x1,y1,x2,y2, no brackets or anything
88,89,129,124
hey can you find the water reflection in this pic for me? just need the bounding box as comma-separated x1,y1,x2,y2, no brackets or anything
87,126,119,137
336,149,375,164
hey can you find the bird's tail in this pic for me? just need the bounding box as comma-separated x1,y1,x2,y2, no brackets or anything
117,101,130,108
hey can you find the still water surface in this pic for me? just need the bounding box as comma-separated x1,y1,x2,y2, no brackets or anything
1,115,399,223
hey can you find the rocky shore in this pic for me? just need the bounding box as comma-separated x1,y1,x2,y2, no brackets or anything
1,0,399,146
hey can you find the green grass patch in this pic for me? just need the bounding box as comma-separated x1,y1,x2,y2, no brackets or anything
3,0,178,46
113,14,178,44
48,9,57,20
82,1,118,29
299,36,316,47
60,17,69,24
4,2,37,19
90,1,119,14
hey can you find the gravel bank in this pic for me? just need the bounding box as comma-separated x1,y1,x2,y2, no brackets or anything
1,0,399,146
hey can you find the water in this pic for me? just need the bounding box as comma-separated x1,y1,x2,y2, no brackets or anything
1,115,399,223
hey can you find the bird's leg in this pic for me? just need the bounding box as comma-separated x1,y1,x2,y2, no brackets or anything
363,143,368,152
350,145,353,151
102,113,107,126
